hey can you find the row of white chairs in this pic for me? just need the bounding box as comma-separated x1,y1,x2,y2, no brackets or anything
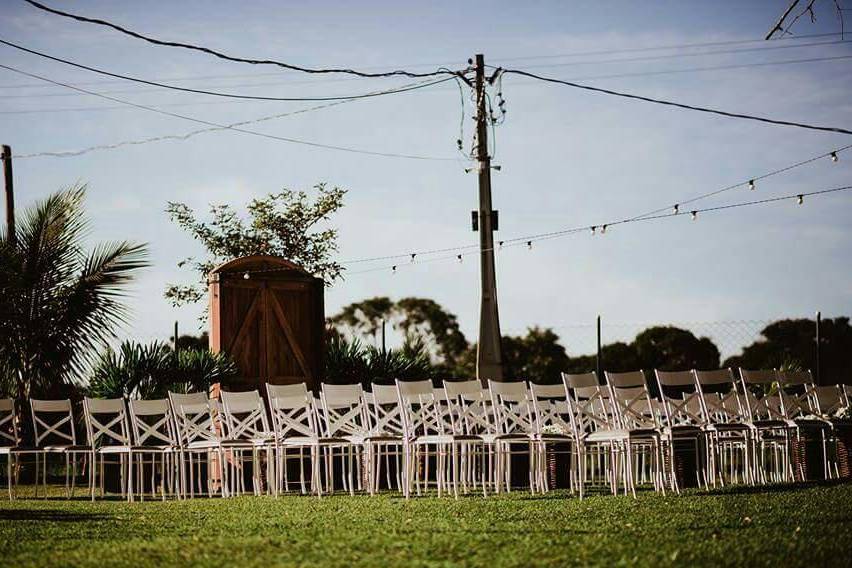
0,368,849,500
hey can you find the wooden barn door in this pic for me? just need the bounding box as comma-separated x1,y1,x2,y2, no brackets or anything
222,281,316,389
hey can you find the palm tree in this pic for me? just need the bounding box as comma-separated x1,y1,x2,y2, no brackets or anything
0,185,149,402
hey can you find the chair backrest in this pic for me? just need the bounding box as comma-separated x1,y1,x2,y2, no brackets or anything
777,370,816,419
128,399,176,447
220,390,271,441
562,372,615,434
168,392,218,447
84,397,131,448
396,379,444,438
319,383,370,439
30,399,77,447
811,385,848,417
265,383,319,439
367,383,404,437
605,371,659,430
0,399,18,448
693,369,748,425
529,382,573,436
443,379,493,436
739,368,786,421
488,380,535,436
655,370,704,428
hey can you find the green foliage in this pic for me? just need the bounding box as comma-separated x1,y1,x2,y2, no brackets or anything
0,186,149,400
329,296,468,369
633,326,720,372
324,336,435,388
176,332,209,351
724,318,852,382
502,327,570,384
88,341,238,400
165,184,346,308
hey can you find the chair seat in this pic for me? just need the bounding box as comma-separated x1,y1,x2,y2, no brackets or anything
664,425,704,438
185,440,221,451
585,429,630,442
752,419,795,430
494,433,533,442
42,444,92,453
364,435,403,444
96,445,132,454
705,423,750,433
537,433,575,442
131,445,178,453
220,438,275,448
281,436,349,447
0,446,17,455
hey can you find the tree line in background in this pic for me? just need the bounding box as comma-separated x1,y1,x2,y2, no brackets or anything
327,297,852,385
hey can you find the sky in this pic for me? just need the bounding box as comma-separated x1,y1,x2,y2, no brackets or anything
2,0,851,358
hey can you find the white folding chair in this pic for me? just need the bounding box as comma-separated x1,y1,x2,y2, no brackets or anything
487,380,539,494
128,399,181,500
739,369,796,483
28,399,91,498
442,380,491,497
220,390,276,497
529,382,577,493
777,370,835,480
168,392,226,498
83,397,134,501
561,372,623,499
655,370,710,491
693,369,754,486
605,371,665,497
0,399,19,499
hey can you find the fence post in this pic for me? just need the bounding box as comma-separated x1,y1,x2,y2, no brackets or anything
596,315,602,383
815,311,821,385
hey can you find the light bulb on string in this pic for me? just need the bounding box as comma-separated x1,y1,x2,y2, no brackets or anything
410,253,416,263
691,211,698,221
526,241,532,250
797,194,804,205
498,240,504,250
601,224,607,234
830,151,839,163
673,204,679,215
590,226,596,235
392,265,397,274
457,254,463,263
748,179,755,191
243,272,250,280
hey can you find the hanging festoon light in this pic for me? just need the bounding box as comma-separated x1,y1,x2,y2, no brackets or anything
830,151,839,163
457,254,463,263
498,240,504,250
748,179,755,191
601,224,607,234
392,265,397,274
526,240,532,250
410,253,416,263
590,226,596,235
691,210,698,221
797,194,804,205
673,204,679,215
243,272,251,280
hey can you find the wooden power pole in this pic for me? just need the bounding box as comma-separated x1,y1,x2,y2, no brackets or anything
2,145,13,246
473,54,504,383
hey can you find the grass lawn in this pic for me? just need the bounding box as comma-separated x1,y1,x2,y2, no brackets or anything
1,483,851,567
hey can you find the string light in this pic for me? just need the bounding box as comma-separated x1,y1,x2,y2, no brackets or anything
797,194,804,205
601,224,607,234
457,254,463,262
243,272,250,280
527,241,532,250
498,240,504,250
748,179,755,190
673,204,679,214
830,151,839,162
410,253,416,262
392,265,397,273
691,210,698,220
590,226,596,235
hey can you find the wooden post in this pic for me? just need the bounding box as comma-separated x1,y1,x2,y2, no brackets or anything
2,145,14,246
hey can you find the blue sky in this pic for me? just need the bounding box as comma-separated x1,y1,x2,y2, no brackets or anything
2,0,851,356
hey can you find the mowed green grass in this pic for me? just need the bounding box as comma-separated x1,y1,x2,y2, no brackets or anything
1,483,852,567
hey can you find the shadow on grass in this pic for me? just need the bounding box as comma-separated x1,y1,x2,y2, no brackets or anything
0,509,115,522
703,478,850,496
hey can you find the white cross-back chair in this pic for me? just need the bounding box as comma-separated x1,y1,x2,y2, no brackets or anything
561,372,623,499
529,382,576,493
739,369,795,483
395,379,455,498
366,383,405,493
265,383,327,496
220,390,275,497
28,399,91,498
128,399,180,500
442,379,491,497
777,370,836,480
319,383,371,495
0,399,19,499
655,370,710,491
605,371,665,497
83,397,134,501
168,392,226,498
693,369,754,486
487,380,539,494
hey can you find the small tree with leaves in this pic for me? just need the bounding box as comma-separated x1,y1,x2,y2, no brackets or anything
165,184,346,308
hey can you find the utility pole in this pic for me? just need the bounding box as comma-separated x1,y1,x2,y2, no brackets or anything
473,54,504,383
2,145,14,246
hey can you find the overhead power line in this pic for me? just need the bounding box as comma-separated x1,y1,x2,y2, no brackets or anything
23,0,455,79
502,68,852,136
0,63,456,161
0,38,464,102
